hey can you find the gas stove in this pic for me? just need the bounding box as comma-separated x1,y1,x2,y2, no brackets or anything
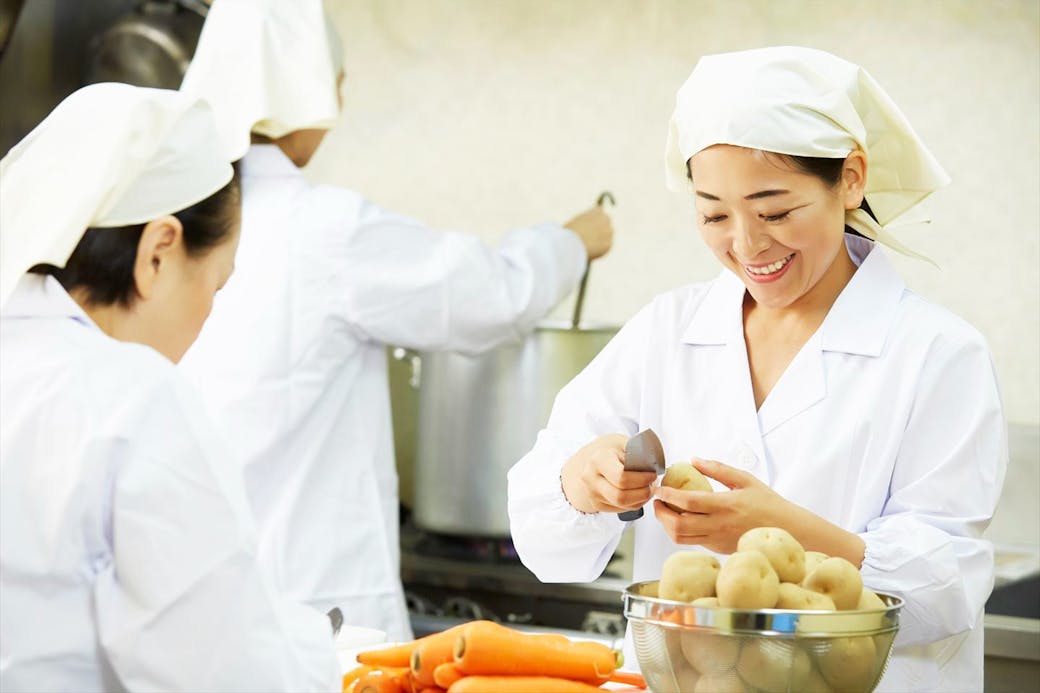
399,521,629,638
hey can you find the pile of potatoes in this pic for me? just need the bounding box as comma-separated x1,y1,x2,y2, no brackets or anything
651,526,890,693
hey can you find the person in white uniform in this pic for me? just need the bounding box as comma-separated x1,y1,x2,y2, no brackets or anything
176,0,614,641
508,47,1007,692
0,84,340,691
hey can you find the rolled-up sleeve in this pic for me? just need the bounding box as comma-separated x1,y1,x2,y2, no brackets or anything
858,333,1007,647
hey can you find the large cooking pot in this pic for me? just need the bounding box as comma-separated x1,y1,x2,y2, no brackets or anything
395,320,618,538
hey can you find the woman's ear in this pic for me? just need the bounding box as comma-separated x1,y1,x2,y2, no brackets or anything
842,150,868,210
133,215,184,300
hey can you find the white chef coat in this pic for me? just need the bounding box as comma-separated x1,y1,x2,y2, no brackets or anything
508,235,1007,692
178,144,588,640
0,275,340,693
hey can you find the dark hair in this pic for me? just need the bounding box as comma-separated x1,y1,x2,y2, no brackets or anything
30,164,241,306
686,153,878,234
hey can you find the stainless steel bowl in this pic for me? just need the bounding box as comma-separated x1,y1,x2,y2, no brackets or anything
623,580,903,693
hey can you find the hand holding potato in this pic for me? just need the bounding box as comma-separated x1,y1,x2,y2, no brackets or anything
559,433,657,514
652,457,795,553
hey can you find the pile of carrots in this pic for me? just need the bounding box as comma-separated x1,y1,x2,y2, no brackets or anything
343,620,646,693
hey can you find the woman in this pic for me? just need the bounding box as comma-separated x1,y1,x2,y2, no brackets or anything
176,0,614,640
0,84,339,691
508,46,1006,691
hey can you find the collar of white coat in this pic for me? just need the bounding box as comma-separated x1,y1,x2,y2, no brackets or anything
681,234,906,357
242,144,304,178
1,273,100,331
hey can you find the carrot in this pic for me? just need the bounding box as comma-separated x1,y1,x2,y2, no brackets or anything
411,630,463,686
418,689,445,693
343,665,375,691
358,623,478,668
607,671,647,688
432,663,466,689
453,621,621,681
447,676,607,693
355,670,405,693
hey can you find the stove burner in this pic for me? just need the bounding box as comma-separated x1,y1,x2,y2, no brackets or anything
408,529,521,564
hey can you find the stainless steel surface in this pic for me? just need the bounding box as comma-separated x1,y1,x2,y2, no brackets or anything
0,0,25,58
86,0,206,89
984,614,1040,661
570,190,615,329
409,320,618,537
624,579,902,693
618,428,665,521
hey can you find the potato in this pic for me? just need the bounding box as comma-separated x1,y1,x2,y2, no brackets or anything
659,551,720,603
775,582,837,611
716,551,780,609
802,557,863,610
681,630,740,675
660,462,713,511
802,551,829,582
694,672,748,693
654,635,700,693
692,596,719,607
736,526,807,584
857,588,886,610
817,636,878,691
736,638,811,693
803,666,835,693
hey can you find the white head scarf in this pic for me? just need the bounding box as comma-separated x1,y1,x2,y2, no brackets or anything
0,83,233,306
665,46,950,261
179,0,343,161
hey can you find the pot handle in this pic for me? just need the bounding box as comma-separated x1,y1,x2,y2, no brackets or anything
571,191,616,329
391,347,422,389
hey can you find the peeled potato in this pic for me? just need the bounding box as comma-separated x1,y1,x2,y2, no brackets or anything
817,636,878,691
716,551,780,609
857,588,886,610
659,551,721,602
660,462,713,511
681,630,740,675
775,582,837,611
736,638,811,693
694,672,748,693
803,666,835,693
802,551,829,583
736,527,807,583
802,557,863,610
692,596,720,607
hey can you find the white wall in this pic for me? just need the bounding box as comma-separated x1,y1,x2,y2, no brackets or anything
313,0,1040,424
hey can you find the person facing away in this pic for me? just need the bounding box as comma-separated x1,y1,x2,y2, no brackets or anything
508,46,1007,692
176,0,614,640
0,83,340,691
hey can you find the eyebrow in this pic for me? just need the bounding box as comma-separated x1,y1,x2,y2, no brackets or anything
695,189,791,201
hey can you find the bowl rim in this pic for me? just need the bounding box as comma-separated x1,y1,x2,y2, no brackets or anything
623,579,903,637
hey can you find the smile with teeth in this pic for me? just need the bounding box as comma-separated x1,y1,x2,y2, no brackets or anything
745,253,795,275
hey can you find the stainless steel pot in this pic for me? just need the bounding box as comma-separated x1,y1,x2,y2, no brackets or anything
395,320,618,538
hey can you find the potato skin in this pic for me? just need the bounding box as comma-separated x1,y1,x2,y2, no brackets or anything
681,630,740,675
736,638,811,693
802,551,829,584
802,557,863,610
716,551,780,609
817,636,879,691
736,526,807,584
775,582,836,611
659,551,721,602
857,588,886,610
660,462,713,511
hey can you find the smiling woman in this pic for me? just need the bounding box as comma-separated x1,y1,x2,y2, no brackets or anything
508,46,1007,693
